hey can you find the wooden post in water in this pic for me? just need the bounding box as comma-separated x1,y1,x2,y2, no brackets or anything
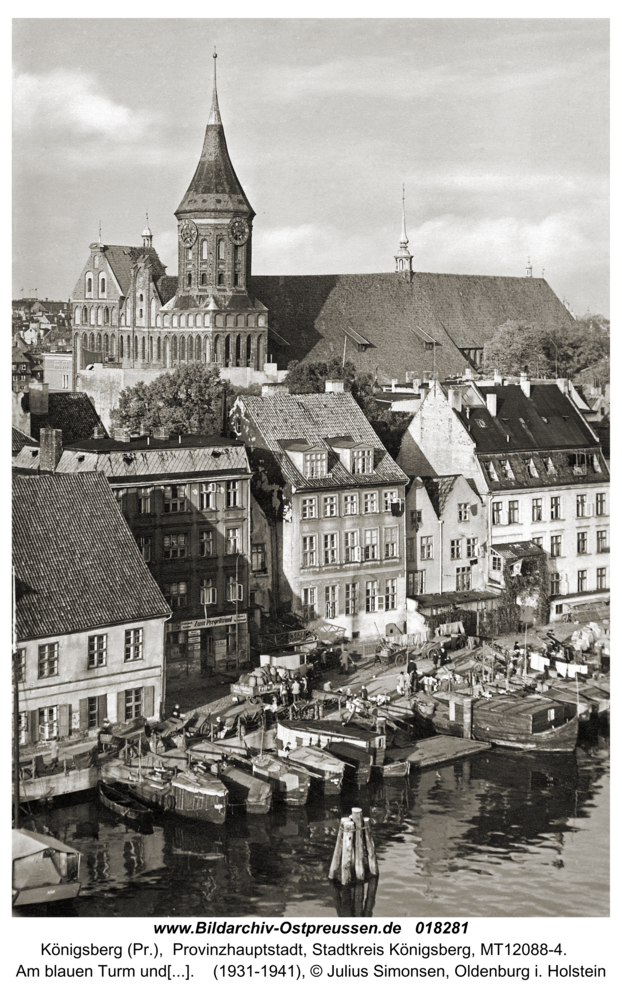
462,697,472,739
363,817,378,876
329,810,379,885
340,818,355,885
328,819,345,881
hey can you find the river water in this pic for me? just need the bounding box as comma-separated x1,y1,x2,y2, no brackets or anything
28,729,609,920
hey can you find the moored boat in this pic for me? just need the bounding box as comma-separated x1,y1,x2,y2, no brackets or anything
428,691,579,752
12,829,81,907
251,754,311,805
98,780,153,823
325,741,372,785
276,719,386,765
217,764,273,814
100,759,229,824
277,745,344,795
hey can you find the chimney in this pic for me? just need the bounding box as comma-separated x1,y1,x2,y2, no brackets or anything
448,388,462,412
493,369,502,385
153,427,170,440
556,377,569,395
520,373,531,397
486,393,498,416
391,379,398,392
92,425,106,439
40,427,62,472
325,380,345,393
113,426,131,443
29,382,49,415
412,378,421,392
419,385,429,403
464,367,472,380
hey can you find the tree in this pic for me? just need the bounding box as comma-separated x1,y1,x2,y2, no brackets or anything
482,321,552,377
115,363,235,435
483,315,610,381
282,357,359,395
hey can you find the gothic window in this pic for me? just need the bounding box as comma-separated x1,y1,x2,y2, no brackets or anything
246,334,252,364
188,313,194,328
201,272,207,285
214,335,220,363
81,306,88,324
96,333,102,351
90,307,96,325
172,314,178,327
150,299,156,325
134,336,138,359
180,313,186,328
205,337,211,363
86,273,93,297
180,336,186,361
156,337,161,361
163,336,169,366
187,272,192,287
202,239,208,260
82,332,87,351
218,273,225,286
89,333,95,351
172,335,177,362
164,314,170,327
104,306,109,324
141,337,145,360
224,334,231,365
256,334,263,371
110,333,115,356
156,314,162,327
196,313,202,327
74,306,81,325
187,336,193,361
104,334,109,355
235,334,241,365
119,336,123,359
218,239,225,260
111,306,117,324
97,306,103,325
99,274,106,296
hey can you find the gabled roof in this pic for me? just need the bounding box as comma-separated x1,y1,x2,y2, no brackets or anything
12,427,36,456
491,541,545,560
102,245,167,297
237,392,408,490
420,475,461,518
28,392,104,445
156,274,179,306
250,272,575,381
13,473,170,640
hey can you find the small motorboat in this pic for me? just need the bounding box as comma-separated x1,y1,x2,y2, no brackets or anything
98,780,153,823
13,829,81,907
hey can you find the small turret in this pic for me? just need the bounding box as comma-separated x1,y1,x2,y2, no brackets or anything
394,184,413,279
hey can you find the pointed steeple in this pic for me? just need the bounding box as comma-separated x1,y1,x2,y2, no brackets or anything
175,49,253,218
395,184,413,277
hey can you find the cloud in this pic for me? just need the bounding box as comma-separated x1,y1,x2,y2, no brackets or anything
253,223,342,273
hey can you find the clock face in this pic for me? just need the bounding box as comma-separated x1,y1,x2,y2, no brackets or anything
229,218,250,246
180,220,198,249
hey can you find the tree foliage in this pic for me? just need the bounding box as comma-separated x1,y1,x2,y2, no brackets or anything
483,315,609,380
115,363,236,435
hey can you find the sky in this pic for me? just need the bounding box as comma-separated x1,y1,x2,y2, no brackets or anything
13,18,609,316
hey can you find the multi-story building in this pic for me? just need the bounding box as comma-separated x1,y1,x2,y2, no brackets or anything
232,384,410,641
13,471,171,745
397,377,609,622
14,428,252,677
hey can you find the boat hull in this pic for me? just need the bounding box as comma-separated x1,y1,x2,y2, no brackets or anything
251,755,311,806
98,781,153,823
13,882,81,906
219,766,272,814
470,714,579,752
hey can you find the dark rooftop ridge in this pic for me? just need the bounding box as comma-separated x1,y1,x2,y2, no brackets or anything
64,433,243,453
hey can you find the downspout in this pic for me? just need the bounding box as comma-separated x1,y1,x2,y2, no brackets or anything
438,519,443,595
161,611,173,719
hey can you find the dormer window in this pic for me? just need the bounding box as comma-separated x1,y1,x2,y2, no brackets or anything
525,458,539,478
304,451,327,479
546,457,556,474
488,461,499,482
502,460,515,480
352,448,373,474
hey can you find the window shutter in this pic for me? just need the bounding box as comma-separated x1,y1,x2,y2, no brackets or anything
471,504,478,517
58,703,71,737
79,699,89,731
30,709,38,742
142,686,155,718
97,693,108,727
117,690,125,724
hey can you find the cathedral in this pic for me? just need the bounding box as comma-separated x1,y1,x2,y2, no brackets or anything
72,55,576,395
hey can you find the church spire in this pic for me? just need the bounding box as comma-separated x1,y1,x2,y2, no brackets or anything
395,184,413,278
207,47,222,126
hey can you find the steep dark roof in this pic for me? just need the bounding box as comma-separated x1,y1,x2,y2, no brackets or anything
103,245,167,297
250,272,575,381
28,392,104,445
156,274,178,306
12,427,37,455
13,473,170,640
420,476,460,518
237,392,408,490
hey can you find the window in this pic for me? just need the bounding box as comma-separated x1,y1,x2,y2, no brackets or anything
577,570,587,593
352,448,373,474
251,543,266,571
384,490,398,512
226,481,239,507
466,537,478,558
492,502,502,525
532,536,543,547
302,498,317,519
125,629,143,662
502,460,515,480
164,581,188,608
323,495,337,517
302,587,317,620
137,536,151,562
14,648,26,682
86,275,93,295
200,530,213,557
324,533,338,564
62,374,69,388
456,566,472,591
325,585,337,619
345,582,358,615
87,633,108,668
366,580,379,612
550,496,561,520
597,567,607,591
487,461,499,482
304,452,327,479
410,509,422,528
227,576,244,602
420,535,433,560
164,533,187,559
385,578,397,610
39,706,58,739
201,579,217,605
576,494,587,518
415,569,426,595
125,688,143,722
425,341,434,351
596,493,606,516
363,528,378,560
525,458,539,478
457,503,470,522
384,526,398,557
100,274,106,296
508,500,519,524
363,492,378,514
596,530,608,553
550,535,562,558
302,535,317,567
492,555,502,572
164,484,186,513
450,539,462,560
344,530,359,562
406,537,416,562
200,483,215,509
226,625,237,653
18,711,29,744
343,494,358,515
577,531,588,555
38,643,59,678
532,499,542,522
137,487,152,514
225,527,240,554
166,630,188,660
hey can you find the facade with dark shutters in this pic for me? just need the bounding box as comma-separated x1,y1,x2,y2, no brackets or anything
12,473,170,746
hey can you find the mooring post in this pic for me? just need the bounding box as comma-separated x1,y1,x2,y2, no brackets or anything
351,807,366,881
363,875,379,917
328,818,345,881
363,816,378,876
341,818,355,885
353,880,365,916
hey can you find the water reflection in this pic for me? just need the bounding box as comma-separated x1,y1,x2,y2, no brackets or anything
31,732,608,919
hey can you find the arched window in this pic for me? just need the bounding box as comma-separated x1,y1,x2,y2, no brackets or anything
237,314,245,327
74,306,81,325
150,299,156,326
99,274,106,297
202,239,208,260
218,239,225,260
110,333,116,356
188,313,194,327
180,336,186,361
171,335,177,362
164,314,171,327
256,334,264,371
204,313,210,327
134,336,138,360
234,273,240,287
111,306,117,325
85,272,93,297
81,306,88,324
195,313,202,328
104,334,109,355
96,333,102,351
156,314,162,327
82,332,87,350
246,334,252,365
141,337,146,360
200,272,207,285
214,335,220,364
90,307,96,325
226,313,234,327
157,337,161,361
172,314,178,327
235,334,241,366
218,272,225,286
180,314,186,328
149,336,153,362
187,272,192,287
187,247,193,261
139,293,144,303
163,336,169,367
97,306,103,325
126,304,132,326
89,333,95,351
204,337,211,363
104,306,109,324
119,336,124,359
187,336,193,361
224,334,231,366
